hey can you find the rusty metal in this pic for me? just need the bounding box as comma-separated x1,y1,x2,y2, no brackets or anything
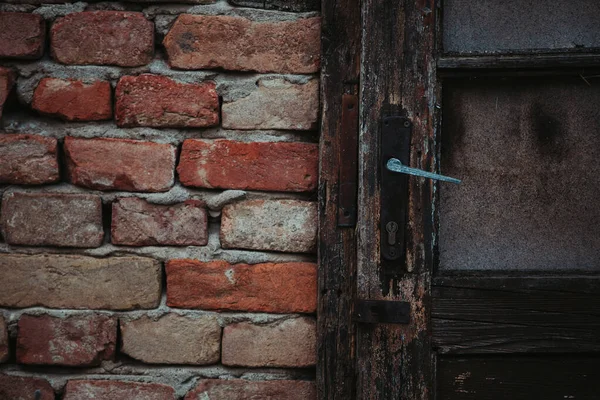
338,94,359,227
355,299,411,324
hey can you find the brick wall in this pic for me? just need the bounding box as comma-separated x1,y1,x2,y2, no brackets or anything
0,0,320,398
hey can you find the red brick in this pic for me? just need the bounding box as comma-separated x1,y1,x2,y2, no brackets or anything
64,380,175,400
0,134,59,185
111,197,208,246
164,15,320,74
51,12,153,66
115,74,219,128
0,375,54,400
0,67,15,119
166,260,317,313
222,317,316,367
0,317,7,363
64,137,176,192
220,200,317,253
17,314,116,367
32,78,112,121
0,254,162,310
0,13,45,59
1,192,103,248
185,379,316,400
222,79,319,130
120,314,221,365
178,139,318,192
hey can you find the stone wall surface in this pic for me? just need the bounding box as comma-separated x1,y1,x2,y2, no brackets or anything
0,0,320,396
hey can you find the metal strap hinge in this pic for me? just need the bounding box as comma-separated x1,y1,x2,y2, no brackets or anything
337,94,359,227
355,300,410,324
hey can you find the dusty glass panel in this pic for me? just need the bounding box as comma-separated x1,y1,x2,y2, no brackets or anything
443,0,600,54
439,77,600,271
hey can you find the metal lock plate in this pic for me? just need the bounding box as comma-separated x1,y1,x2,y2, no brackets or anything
380,116,411,273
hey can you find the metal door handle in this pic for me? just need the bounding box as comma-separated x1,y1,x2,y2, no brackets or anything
386,158,461,184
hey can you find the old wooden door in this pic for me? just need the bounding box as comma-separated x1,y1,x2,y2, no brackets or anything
319,0,600,399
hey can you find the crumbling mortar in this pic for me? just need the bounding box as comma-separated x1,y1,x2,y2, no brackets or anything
1,307,303,327
6,0,319,22
0,0,320,24
0,363,314,397
33,1,87,20
142,0,319,21
0,241,315,265
0,183,312,207
2,58,316,108
3,112,319,144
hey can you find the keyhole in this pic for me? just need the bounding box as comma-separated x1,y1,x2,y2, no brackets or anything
386,221,398,245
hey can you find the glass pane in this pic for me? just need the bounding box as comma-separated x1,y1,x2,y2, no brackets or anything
443,0,600,54
439,77,600,271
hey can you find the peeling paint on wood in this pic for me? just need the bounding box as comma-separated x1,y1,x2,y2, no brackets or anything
356,0,436,398
317,0,361,397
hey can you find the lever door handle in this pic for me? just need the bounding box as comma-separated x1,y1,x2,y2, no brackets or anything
386,158,461,184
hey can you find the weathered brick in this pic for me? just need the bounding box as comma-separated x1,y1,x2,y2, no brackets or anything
0,67,15,119
0,134,59,185
0,254,161,310
222,317,316,367
111,198,208,246
222,79,319,130
178,139,318,192
220,200,317,253
0,317,8,363
32,78,112,121
163,15,320,74
121,314,221,365
64,137,176,192
115,74,219,128
0,13,45,59
0,375,54,400
167,260,317,313
64,380,175,400
17,314,116,367
1,192,104,248
185,379,316,400
51,11,153,66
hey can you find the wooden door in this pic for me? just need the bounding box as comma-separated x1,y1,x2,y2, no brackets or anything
318,1,600,399
433,1,600,398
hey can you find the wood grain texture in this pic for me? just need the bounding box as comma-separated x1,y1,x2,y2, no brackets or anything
317,0,361,397
432,276,600,354
437,356,600,400
438,53,600,70
357,0,437,398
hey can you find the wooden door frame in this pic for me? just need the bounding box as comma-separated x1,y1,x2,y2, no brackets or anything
318,0,438,399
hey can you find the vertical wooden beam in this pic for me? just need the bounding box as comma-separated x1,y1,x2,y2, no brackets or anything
317,0,362,398
357,0,437,398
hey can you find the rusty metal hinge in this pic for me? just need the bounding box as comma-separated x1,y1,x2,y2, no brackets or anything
355,300,410,324
338,94,359,227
